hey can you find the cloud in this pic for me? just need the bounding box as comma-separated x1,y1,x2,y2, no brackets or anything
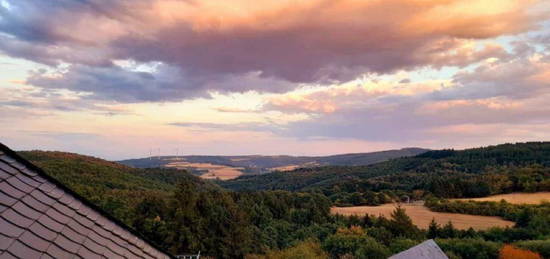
0,0,545,101
262,47,550,142
168,121,283,133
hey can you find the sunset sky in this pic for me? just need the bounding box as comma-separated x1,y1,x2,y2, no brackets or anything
1,0,550,160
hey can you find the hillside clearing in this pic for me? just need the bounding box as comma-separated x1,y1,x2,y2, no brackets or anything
165,161,243,180
331,203,515,230
453,192,550,204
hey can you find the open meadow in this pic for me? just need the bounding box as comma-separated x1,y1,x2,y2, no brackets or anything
165,161,244,180
331,203,515,230
453,192,550,204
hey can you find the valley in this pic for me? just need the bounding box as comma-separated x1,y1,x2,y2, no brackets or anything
118,148,428,179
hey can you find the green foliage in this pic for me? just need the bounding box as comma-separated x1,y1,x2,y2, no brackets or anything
388,239,419,254
246,240,329,259
436,238,501,259
221,142,550,203
321,226,390,259
515,240,550,258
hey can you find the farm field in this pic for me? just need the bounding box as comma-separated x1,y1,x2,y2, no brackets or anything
453,192,550,204
165,161,244,180
331,203,515,230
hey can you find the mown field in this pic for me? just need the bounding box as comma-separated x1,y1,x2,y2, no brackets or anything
165,161,244,180
331,203,515,230
453,192,550,204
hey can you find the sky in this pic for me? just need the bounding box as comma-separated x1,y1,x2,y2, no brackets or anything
1,0,550,160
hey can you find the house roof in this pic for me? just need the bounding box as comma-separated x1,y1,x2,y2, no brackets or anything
0,143,173,259
389,239,449,259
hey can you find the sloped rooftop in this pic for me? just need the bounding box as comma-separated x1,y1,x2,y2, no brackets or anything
389,239,448,259
0,143,172,259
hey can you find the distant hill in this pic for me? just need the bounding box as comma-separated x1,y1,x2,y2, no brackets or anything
220,142,550,199
118,147,429,175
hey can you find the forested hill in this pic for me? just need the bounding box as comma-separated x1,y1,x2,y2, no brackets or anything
18,150,216,223
220,142,550,199
118,147,428,173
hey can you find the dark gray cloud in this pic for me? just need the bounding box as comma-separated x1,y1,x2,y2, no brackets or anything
26,63,295,102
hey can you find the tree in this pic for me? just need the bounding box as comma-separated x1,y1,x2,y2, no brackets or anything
442,221,457,238
427,218,439,239
388,206,419,238
499,245,542,259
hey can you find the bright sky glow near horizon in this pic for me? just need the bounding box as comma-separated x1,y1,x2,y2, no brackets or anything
1,0,550,160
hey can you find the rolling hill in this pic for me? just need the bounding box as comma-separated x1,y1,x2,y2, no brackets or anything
220,142,550,200
118,147,429,176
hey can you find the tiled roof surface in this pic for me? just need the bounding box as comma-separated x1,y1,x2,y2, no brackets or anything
389,239,449,259
0,144,172,259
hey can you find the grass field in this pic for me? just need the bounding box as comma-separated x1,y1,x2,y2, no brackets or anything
165,161,243,180
453,192,550,204
331,203,515,230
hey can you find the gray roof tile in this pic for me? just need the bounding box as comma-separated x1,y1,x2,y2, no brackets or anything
82,237,106,255
0,181,25,199
30,189,56,206
7,239,42,259
0,161,18,176
53,202,76,218
12,201,41,220
0,155,16,164
6,175,34,193
37,182,56,193
0,169,11,181
46,243,74,259
58,194,74,205
61,225,86,244
45,188,64,200
29,222,58,242
0,191,18,207
19,167,38,177
22,194,50,212
77,245,105,259
1,251,20,259
46,207,71,224
37,214,65,232
32,175,47,183
67,219,91,237
0,233,15,251
103,248,124,259
54,234,81,253
40,252,55,259
2,208,34,228
15,173,41,187
74,213,94,229
0,204,7,214
19,231,51,251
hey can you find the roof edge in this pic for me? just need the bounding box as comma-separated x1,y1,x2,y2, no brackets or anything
0,142,175,259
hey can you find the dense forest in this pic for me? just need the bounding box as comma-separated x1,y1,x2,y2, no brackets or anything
19,142,550,258
221,142,550,206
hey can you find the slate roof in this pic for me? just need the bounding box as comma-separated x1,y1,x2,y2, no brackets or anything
389,239,449,259
0,143,173,259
